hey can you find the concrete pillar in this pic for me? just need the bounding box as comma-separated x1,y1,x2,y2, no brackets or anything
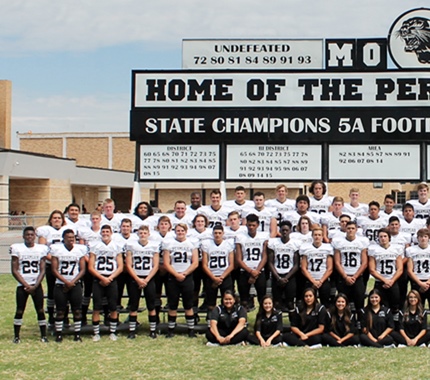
0,175,9,231
0,80,12,149
98,186,111,204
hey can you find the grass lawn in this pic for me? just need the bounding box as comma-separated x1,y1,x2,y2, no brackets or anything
0,274,429,380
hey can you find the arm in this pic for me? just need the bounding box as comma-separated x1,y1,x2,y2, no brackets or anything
322,224,330,243
384,256,403,288
108,253,124,281
300,256,318,287
270,217,279,238
50,256,72,288
162,250,182,281
220,251,235,280
209,319,226,344
11,256,30,289
235,243,252,274
225,317,247,343
267,248,280,282
407,258,430,291
254,241,268,275
201,250,218,282
88,252,110,286
353,249,368,279
368,256,389,284
182,248,199,277
319,255,333,285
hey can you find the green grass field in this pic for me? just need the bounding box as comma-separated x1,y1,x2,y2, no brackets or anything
0,274,429,380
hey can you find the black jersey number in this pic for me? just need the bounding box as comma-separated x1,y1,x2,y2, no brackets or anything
208,221,222,228
96,256,114,271
22,260,39,274
276,254,290,269
173,251,188,264
209,256,227,269
60,261,77,276
365,230,378,242
380,259,394,275
134,256,151,270
416,260,430,274
309,258,323,272
245,247,261,261
343,252,358,268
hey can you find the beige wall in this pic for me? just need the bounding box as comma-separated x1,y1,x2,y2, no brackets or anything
20,138,63,157
68,138,109,169
112,138,135,171
0,81,11,149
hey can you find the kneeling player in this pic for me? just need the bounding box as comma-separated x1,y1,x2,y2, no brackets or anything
51,229,87,342
125,225,160,339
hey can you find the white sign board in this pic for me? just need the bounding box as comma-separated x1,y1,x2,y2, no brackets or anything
329,144,420,180
226,145,321,180
182,39,324,70
140,145,219,180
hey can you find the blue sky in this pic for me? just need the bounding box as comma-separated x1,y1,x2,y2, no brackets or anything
1,1,426,148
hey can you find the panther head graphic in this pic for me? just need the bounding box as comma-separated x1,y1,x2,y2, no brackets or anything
397,17,430,63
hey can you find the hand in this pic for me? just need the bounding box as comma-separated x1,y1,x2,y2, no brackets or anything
138,278,147,289
278,277,289,286
100,277,111,287
248,276,256,284
300,333,308,341
213,277,223,286
345,276,355,286
314,280,322,289
383,279,394,289
250,269,260,278
24,285,35,294
176,273,186,282
224,335,232,344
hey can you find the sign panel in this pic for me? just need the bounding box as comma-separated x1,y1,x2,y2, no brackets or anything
139,145,219,181
182,39,324,70
226,145,321,180
329,144,420,180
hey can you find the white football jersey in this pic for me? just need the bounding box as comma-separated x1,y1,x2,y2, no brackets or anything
197,205,232,227
357,216,388,244
268,238,301,275
368,244,403,280
332,236,369,276
201,239,234,276
342,203,369,218
406,199,430,220
236,232,269,270
300,243,334,280
125,240,160,277
10,243,49,286
242,206,275,233
162,238,197,273
406,244,430,280
50,243,88,284
309,195,334,214
89,240,123,276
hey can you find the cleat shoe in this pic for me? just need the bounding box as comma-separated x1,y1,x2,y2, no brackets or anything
149,331,157,339
188,330,197,338
92,334,101,342
13,337,21,344
166,330,174,339
74,335,82,342
109,333,118,341
55,335,63,343
40,336,49,343
127,332,136,340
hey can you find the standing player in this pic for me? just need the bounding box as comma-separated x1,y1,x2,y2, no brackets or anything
380,194,402,219
400,203,425,241
125,225,160,339
186,192,202,217
163,223,199,338
235,214,269,309
201,225,235,314
242,192,274,234
223,211,247,240
267,221,300,312
321,197,348,243
342,188,368,218
308,180,333,214
265,184,296,227
407,183,430,220
88,225,124,341
131,201,158,232
198,190,232,227
357,201,388,245
10,226,49,343
50,229,87,342
168,200,194,228
300,227,334,307
101,198,122,233
223,186,254,217
64,203,89,229
333,221,369,311
290,216,313,245
406,228,430,309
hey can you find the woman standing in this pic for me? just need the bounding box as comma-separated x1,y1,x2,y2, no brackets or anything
206,290,248,346
359,289,395,348
248,295,283,347
323,293,359,347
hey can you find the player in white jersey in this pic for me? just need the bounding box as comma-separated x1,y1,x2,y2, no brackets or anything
88,225,124,341
10,226,49,343
130,201,158,232
223,185,254,216
197,189,232,227
125,225,160,339
223,211,247,240
321,197,350,242
186,191,202,218
400,203,426,240
407,228,430,309
168,200,194,228
290,216,313,245
407,182,430,220
267,220,300,312
342,187,368,218
37,209,72,326
64,203,89,230
368,228,403,317
357,201,388,244
333,221,369,310
379,194,402,219
236,214,269,309
275,195,320,237
201,225,235,311
300,227,334,307
265,184,296,228
242,191,275,234
50,229,87,342
100,198,123,233
163,223,199,338
308,180,334,214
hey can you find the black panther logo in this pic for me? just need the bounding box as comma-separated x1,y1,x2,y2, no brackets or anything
397,17,430,63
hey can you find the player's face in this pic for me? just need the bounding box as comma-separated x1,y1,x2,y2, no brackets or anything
276,187,287,201
174,203,186,218
158,220,171,234
222,293,235,310
303,290,315,306
346,224,357,239
299,219,310,233
280,225,291,240
67,206,80,222
418,187,428,201
335,296,347,312
120,222,131,236
101,228,112,242
103,203,115,217
312,183,324,199
91,215,101,226
388,221,400,235
297,200,309,213
175,226,187,241
137,204,148,217
339,217,350,231
228,215,240,229
262,298,273,313
369,205,379,219
378,232,390,246
213,229,224,242
63,232,75,247
138,229,150,240
246,221,259,236
23,230,36,246
408,292,419,307
194,216,206,231
211,194,221,207
418,234,429,248
403,207,414,221
235,190,246,203
332,201,343,212
384,198,395,212
190,194,201,208
253,195,265,209
50,213,63,229
312,230,323,244
369,293,381,306
349,192,359,202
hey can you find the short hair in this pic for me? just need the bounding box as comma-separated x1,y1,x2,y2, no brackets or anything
228,210,241,219
312,227,324,235
121,218,132,226
246,213,260,224
101,224,112,232
417,182,429,191
295,194,310,206
157,215,172,227
65,203,80,212
417,228,430,238
90,210,102,218
190,191,201,198
213,224,224,232
403,203,414,212
368,201,380,209
235,186,246,192
332,196,344,204
384,194,395,202
23,226,35,235
378,227,391,239
175,223,188,232
349,188,360,194
210,189,221,196
174,200,186,207
346,221,357,228
62,229,75,238
275,184,287,192
339,214,352,221
309,180,327,195
388,216,400,224
138,225,150,232
253,191,265,198
103,198,115,206
279,220,292,229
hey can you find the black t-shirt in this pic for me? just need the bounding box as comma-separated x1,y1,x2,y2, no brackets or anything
255,311,283,338
211,304,247,333
398,310,427,338
326,311,358,337
290,304,327,333
359,306,394,337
